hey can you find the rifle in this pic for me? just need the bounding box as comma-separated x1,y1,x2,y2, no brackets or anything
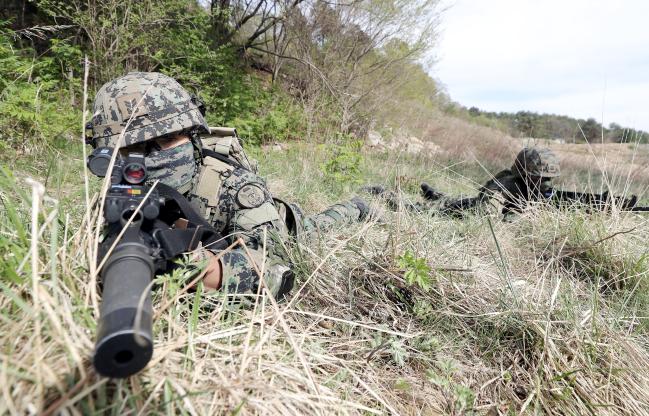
551,190,647,212
87,147,224,378
426,183,647,217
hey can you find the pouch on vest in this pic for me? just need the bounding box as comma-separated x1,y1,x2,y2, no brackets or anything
199,126,258,173
189,126,253,218
234,201,282,231
273,197,304,237
189,155,234,219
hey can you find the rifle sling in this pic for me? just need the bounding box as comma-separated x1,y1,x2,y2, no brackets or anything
155,228,220,259
201,148,247,171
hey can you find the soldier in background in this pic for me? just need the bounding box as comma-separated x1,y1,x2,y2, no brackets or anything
421,147,637,217
364,147,637,218
89,72,368,299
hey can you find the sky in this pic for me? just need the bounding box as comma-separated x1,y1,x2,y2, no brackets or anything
433,0,649,130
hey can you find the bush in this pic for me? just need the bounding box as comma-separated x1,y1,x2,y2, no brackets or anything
321,136,364,186
231,85,306,145
0,28,80,153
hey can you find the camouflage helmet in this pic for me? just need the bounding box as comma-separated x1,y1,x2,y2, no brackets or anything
511,147,561,178
91,72,209,148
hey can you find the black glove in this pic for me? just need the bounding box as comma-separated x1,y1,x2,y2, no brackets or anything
421,183,444,201
351,196,370,220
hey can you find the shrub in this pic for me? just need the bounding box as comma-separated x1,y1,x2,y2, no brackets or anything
0,28,80,153
321,136,364,186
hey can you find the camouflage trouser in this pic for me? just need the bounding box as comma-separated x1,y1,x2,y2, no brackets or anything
368,189,433,213
301,199,365,233
370,188,483,217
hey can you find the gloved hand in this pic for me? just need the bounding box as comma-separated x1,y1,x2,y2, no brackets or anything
420,183,444,201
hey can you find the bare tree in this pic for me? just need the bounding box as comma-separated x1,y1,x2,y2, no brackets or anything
247,0,441,136
208,0,305,50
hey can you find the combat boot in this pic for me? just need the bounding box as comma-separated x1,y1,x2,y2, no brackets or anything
351,196,370,220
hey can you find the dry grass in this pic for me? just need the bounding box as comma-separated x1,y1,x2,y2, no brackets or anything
420,113,649,200
2,137,649,415
424,112,520,168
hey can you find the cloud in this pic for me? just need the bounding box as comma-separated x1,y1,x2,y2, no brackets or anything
433,0,649,130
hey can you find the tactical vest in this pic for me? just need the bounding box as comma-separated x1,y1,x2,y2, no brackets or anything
187,127,298,236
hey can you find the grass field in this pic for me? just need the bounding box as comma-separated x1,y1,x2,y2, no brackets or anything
1,123,649,415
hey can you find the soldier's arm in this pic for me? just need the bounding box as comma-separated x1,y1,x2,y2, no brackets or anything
198,250,222,290
477,170,512,198
190,229,293,298
439,170,515,216
439,196,485,218
188,163,296,298
218,246,294,298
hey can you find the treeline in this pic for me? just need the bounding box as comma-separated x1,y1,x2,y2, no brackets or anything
0,0,443,151
446,105,648,143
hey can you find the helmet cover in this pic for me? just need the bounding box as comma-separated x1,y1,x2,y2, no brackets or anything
511,147,561,178
91,72,209,148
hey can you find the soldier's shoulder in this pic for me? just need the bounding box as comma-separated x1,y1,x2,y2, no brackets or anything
483,169,515,185
493,169,515,180
199,126,258,173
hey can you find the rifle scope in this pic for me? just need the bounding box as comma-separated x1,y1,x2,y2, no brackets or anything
87,147,146,185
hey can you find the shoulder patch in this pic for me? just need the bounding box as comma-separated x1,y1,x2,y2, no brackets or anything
237,183,267,208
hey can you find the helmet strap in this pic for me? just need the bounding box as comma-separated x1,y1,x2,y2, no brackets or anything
188,129,204,164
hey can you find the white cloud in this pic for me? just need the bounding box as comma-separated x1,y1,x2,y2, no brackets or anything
433,0,649,130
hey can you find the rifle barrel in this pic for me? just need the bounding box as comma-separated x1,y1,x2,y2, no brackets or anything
93,241,154,378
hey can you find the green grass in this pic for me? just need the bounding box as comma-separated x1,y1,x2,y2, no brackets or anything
1,141,649,414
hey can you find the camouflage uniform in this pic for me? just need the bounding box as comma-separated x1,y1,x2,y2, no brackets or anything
91,72,367,299
186,127,366,297
366,147,636,219
420,147,637,217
